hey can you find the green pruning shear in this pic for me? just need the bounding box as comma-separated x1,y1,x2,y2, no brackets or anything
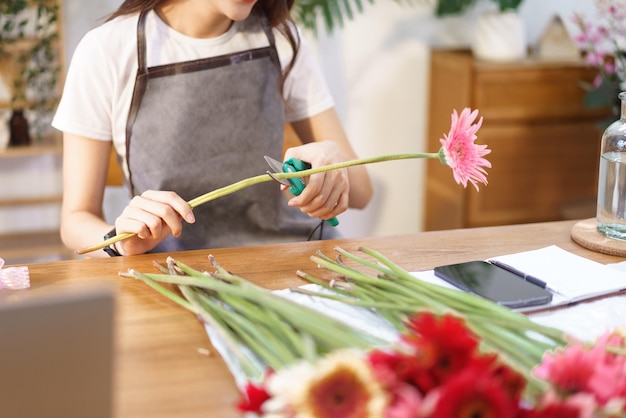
264,156,339,227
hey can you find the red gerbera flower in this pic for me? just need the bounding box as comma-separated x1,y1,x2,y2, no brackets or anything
518,403,583,418
428,363,518,418
369,349,420,389
525,391,598,418
490,360,527,401
439,108,491,191
402,313,479,389
236,380,271,413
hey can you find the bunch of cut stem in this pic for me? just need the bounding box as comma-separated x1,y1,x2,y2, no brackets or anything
120,255,389,381
293,246,570,400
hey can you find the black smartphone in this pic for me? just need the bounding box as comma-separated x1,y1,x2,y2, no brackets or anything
433,261,553,308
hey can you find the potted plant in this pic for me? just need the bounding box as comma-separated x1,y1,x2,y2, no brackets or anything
0,0,61,143
293,0,374,35
571,3,625,121
434,0,523,17
295,0,527,61
435,0,527,62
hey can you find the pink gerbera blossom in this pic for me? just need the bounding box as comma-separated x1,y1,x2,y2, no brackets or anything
438,108,491,191
534,330,626,407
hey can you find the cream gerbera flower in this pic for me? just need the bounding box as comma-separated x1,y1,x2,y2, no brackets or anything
286,349,388,418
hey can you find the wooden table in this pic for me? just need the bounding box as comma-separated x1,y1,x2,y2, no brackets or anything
5,220,625,417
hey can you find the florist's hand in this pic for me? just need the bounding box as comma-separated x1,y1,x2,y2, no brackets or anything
283,141,349,221
114,190,195,255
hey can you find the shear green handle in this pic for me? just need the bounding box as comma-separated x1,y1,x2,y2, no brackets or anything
283,158,339,227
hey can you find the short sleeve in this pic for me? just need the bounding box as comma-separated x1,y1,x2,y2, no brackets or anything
279,30,335,122
52,29,116,141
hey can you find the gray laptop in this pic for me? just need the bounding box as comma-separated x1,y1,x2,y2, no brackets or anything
0,286,115,418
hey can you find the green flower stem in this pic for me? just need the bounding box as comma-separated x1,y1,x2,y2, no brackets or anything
121,269,266,377
294,270,409,330
476,322,548,367
309,253,450,311
608,346,626,356
78,152,442,255
355,247,525,318
471,322,550,398
189,151,441,209
294,246,569,402
124,256,390,379
121,269,197,313
148,270,379,348
194,290,293,370
317,247,566,341
179,286,265,378
339,246,567,342
215,291,305,364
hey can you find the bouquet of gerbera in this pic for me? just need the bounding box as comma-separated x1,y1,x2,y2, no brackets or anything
124,243,626,418
237,312,626,418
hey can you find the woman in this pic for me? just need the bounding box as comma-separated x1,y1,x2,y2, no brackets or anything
53,0,372,257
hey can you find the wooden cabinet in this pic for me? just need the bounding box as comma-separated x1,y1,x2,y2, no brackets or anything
424,49,612,231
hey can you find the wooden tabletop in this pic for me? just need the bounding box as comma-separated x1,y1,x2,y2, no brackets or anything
5,220,625,417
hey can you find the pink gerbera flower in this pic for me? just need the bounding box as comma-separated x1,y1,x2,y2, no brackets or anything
439,108,491,191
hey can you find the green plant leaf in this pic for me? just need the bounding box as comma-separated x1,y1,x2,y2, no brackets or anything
294,0,377,35
434,0,523,16
497,0,523,12
584,78,620,110
435,0,476,16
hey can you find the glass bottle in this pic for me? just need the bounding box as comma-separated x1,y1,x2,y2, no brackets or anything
8,109,31,147
597,91,626,240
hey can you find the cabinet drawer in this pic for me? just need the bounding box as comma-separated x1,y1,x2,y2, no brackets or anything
466,122,601,227
473,65,605,122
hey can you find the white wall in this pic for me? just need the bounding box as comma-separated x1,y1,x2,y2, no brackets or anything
60,0,598,237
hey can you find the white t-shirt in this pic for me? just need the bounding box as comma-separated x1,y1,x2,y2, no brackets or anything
52,11,334,167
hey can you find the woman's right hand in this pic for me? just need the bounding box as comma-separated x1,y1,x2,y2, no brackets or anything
114,190,195,255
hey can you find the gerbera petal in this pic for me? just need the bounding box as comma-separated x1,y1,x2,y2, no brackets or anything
237,381,272,413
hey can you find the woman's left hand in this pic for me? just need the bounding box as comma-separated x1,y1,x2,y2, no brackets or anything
283,140,349,221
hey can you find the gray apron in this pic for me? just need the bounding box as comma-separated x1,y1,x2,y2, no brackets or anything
124,10,337,252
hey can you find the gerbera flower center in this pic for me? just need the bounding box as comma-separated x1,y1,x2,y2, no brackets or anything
458,400,497,418
308,366,370,418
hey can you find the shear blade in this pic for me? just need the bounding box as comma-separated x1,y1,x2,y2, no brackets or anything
264,156,292,187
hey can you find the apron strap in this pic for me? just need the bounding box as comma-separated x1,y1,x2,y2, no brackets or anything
258,13,281,74
125,10,150,192
136,10,149,75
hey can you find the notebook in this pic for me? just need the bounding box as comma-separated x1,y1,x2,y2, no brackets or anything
0,286,115,418
412,245,626,314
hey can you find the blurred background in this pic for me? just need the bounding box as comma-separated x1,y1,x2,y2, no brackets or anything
0,0,603,263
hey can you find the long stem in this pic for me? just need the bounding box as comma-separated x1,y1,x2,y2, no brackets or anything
294,246,569,401
77,152,440,254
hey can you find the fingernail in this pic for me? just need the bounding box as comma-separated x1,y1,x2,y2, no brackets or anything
186,213,195,223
